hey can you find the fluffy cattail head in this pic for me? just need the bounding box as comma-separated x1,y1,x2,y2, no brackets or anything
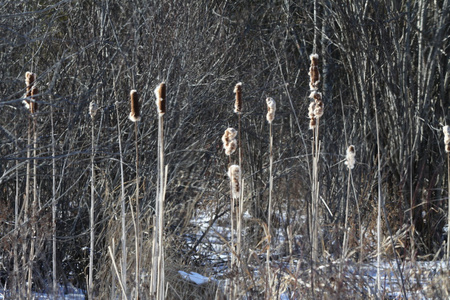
309,117,316,130
29,85,38,114
234,82,242,114
25,72,35,94
89,101,98,119
129,89,141,122
314,100,324,118
228,165,241,199
222,128,238,155
444,126,450,152
309,54,320,90
154,82,166,116
266,97,276,123
345,145,356,169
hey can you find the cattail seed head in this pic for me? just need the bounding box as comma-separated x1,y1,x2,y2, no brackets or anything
25,72,35,94
222,128,238,156
89,101,98,119
308,101,316,119
314,100,324,118
345,145,356,169
309,54,320,90
234,82,242,114
228,165,241,199
29,85,38,114
225,139,237,156
444,126,450,152
266,97,276,123
129,89,141,122
309,91,322,102
309,118,316,130
154,82,166,116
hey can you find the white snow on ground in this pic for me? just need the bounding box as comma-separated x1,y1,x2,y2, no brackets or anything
178,271,215,285
0,285,85,299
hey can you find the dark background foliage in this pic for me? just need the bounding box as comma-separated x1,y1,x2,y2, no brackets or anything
0,0,449,297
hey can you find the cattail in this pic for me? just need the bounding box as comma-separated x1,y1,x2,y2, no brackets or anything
89,101,98,119
444,126,450,153
154,82,166,116
129,89,141,122
345,145,356,169
29,86,38,114
225,139,237,156
308,101,316,119
234,82,243,114
222,128,238,156
314,100,324,118
25,72,35,95
309,118,316,130
228,165,241,199
266,97,276,123
309,54,320,90
309,90,322,102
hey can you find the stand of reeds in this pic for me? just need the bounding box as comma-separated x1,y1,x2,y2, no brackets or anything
88,101,98,299
150,82,167,300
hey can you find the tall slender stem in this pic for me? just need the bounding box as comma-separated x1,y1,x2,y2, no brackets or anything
115,103,127,298
134,121,140,298
447,152,450,261
89,116,95,299
51,102,58,297
266,122,273,299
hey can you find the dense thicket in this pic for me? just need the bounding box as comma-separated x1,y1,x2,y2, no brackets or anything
0,0,449,298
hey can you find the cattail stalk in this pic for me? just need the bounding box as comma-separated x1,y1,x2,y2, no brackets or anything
51,96,58,298
151,83,166,300
115,101,128,298
266,97,276,299
308,55,323,265
88,101,98,299
129,90,141,297
444,126,450,261
342,146,355,263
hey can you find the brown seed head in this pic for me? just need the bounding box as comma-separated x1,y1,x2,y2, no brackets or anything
309,54,320,90
25,72,35,93
154,82,166,116
222,128,237,155
309,118,316,130
234,82,242,114
314,100,324,118
345,145,356,169
266,97,276,123
29,85,38,114
129,89,141,122
89,101,98,119
308,101,316,119
446,144,450,153
228,165,241,199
